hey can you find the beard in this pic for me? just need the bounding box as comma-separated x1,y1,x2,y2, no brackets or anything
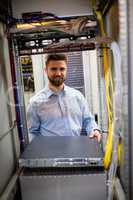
48,76,66,87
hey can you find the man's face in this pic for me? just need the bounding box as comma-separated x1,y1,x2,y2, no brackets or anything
46,60,67,87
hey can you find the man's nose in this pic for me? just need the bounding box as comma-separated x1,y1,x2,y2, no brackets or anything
55,69,62,76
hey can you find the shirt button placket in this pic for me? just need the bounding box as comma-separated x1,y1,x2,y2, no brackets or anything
58,95,69,131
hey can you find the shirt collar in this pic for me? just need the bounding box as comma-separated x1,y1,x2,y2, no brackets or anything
45,84,67,99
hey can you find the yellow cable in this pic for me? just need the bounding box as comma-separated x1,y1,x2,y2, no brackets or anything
95,10,114,169
103,48,114,169
95,11,106,36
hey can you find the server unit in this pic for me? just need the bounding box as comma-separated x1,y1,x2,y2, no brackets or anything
19,136,106,200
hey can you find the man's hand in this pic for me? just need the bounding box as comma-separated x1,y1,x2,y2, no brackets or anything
89,130,102,143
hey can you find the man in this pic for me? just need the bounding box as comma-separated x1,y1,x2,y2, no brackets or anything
27,54,101,142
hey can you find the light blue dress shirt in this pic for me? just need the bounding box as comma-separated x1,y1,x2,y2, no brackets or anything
27,85,99,137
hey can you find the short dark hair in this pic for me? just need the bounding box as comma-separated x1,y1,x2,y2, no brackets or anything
45,54,68,66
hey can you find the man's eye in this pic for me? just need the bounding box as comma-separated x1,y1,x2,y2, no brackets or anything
60,68,65,71
51,68,65,71
51,68,57,71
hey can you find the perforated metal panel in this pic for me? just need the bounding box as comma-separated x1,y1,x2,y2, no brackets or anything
20,173,106,200
65,52,85,95
118,1,129,198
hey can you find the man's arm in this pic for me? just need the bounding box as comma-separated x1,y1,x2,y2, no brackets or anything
81,96,102,142
27,102,40,141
